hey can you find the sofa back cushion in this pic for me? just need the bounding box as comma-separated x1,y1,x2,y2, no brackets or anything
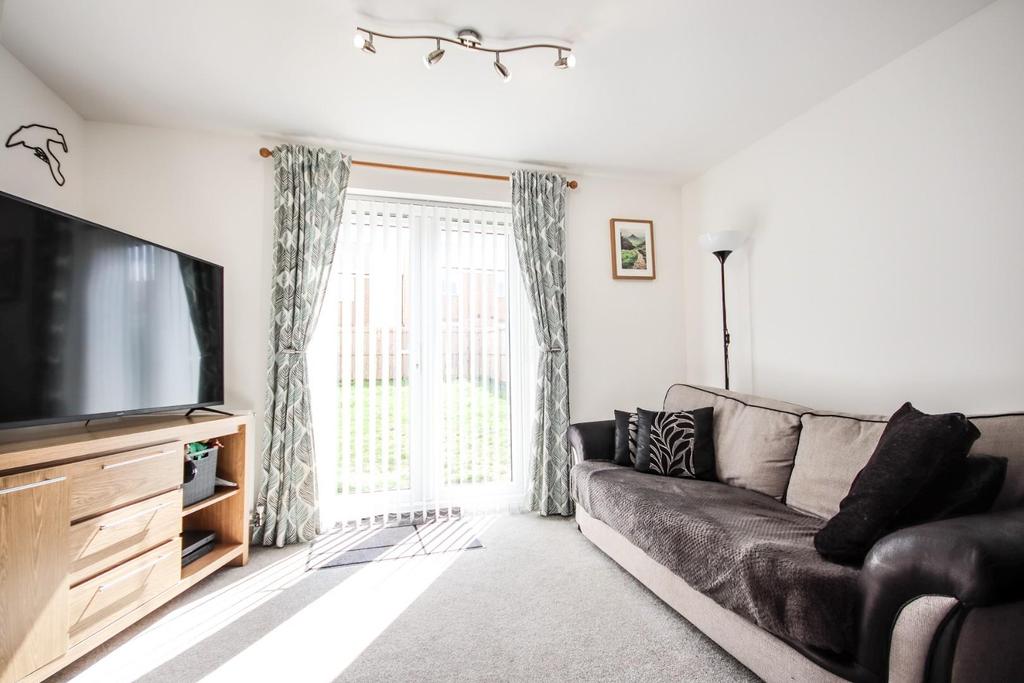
787,411,1024,518
662,384,806,500
787,413,887,518
970,413,1024,510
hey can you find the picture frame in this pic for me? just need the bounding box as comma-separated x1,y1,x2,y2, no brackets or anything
609,218,655,280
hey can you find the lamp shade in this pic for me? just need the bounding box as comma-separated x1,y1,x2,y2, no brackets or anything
698,230,747,254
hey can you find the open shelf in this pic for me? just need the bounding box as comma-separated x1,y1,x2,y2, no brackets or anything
180,543,244,585
182,486,239,517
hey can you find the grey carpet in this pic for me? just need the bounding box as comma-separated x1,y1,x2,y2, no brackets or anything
310,521,484,569
50,514,758,683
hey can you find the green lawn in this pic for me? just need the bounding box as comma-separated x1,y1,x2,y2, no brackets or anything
337,379,512,494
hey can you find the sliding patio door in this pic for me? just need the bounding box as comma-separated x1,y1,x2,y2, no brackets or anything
311,194,533,527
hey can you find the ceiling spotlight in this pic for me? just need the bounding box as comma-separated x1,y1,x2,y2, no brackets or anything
493,53,511,83
423,39,445,69
353,31,375,54
554,49,576,70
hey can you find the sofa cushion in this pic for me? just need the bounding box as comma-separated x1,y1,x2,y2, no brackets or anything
571,460,860,655
786,412,887,519
970,413,1024,510
662,384,806,500
894,455,1006,527
786,410,1024,518
613,410,639,466
814,403,981,565
634,407,716,480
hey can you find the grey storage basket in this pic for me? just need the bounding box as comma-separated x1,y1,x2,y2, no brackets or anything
183,445,219,507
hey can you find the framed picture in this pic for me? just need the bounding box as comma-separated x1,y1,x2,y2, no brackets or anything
609,218,655,280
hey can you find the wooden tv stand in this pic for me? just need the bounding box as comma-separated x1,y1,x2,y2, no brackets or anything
0,414,251,683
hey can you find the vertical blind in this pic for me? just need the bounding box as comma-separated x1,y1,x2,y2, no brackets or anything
322,194,527,527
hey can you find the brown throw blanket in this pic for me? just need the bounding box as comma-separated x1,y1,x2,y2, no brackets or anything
572,461,860,655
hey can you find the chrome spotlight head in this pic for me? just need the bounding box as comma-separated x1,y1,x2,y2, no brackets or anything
353,31,376,54
493,54,511,82
423,40,445,68
554,49,576,70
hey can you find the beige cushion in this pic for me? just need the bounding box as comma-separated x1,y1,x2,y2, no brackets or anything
786,413,887,519
787,410,1024,518
970,413,1024,510
663,384,806,500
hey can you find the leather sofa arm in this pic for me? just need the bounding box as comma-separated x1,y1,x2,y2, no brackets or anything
568,420,615,464
856,507,1024,676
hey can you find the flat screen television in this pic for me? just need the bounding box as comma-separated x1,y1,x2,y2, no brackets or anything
0,191,224,429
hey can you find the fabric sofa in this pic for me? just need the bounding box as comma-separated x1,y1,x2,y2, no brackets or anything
568,383,1024,683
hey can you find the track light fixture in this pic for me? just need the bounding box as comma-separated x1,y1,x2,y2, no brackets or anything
423,39,445,68
493,53,511,82
353,26,575,82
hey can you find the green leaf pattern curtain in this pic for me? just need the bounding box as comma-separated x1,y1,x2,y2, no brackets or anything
511,170,572,516
252,144,350,547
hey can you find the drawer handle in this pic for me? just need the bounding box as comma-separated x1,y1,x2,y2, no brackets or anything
97,553,172,592
101,450,176,470
98,502,172,530
0,476,67,496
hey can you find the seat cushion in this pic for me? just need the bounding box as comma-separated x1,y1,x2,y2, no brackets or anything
662,384,806,500
571,460,860,655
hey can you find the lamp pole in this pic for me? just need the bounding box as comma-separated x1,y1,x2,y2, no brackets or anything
698,231,746,392
714,250,732,390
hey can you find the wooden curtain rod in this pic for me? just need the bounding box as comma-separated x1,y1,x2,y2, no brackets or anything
258,147,578,189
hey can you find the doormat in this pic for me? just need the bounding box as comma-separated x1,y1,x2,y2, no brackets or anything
309,519,483,570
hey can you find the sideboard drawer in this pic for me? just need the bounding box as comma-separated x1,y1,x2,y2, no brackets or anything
68,537,181,645
68,442,184,522
68,489,183,586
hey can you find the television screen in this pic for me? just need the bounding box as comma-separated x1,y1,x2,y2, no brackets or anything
0,191,224,428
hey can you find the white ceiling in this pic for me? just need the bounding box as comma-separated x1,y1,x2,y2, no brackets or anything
0,0,994,180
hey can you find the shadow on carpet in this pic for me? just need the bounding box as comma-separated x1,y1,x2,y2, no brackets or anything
309,519,484,569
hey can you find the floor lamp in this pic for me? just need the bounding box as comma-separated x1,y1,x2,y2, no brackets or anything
698,231,747,390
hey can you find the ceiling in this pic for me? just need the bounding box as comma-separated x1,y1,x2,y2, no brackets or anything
0,0,994,181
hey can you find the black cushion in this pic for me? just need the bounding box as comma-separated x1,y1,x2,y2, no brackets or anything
634,407,716,480
613,410,639,466
815,402,981,565
894,455,1007,527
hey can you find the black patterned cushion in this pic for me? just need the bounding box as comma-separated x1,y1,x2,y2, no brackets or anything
613,410,639,465
635,407,716,480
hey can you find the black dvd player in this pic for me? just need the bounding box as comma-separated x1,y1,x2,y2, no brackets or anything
182,530,217,567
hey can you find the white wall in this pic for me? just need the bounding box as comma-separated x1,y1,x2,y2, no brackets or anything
680,0,1024,415
565,177,685,420
78,124,687,500
0,43,84,213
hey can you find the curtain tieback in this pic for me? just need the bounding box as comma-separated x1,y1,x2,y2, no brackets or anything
542,346,566,353
275,349,305,358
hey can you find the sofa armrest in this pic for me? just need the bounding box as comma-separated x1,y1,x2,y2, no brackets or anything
568,420,615,464
857,507,1024,676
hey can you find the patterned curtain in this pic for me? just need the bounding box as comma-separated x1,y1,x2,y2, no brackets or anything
511,170,572,516
252,145,350,547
